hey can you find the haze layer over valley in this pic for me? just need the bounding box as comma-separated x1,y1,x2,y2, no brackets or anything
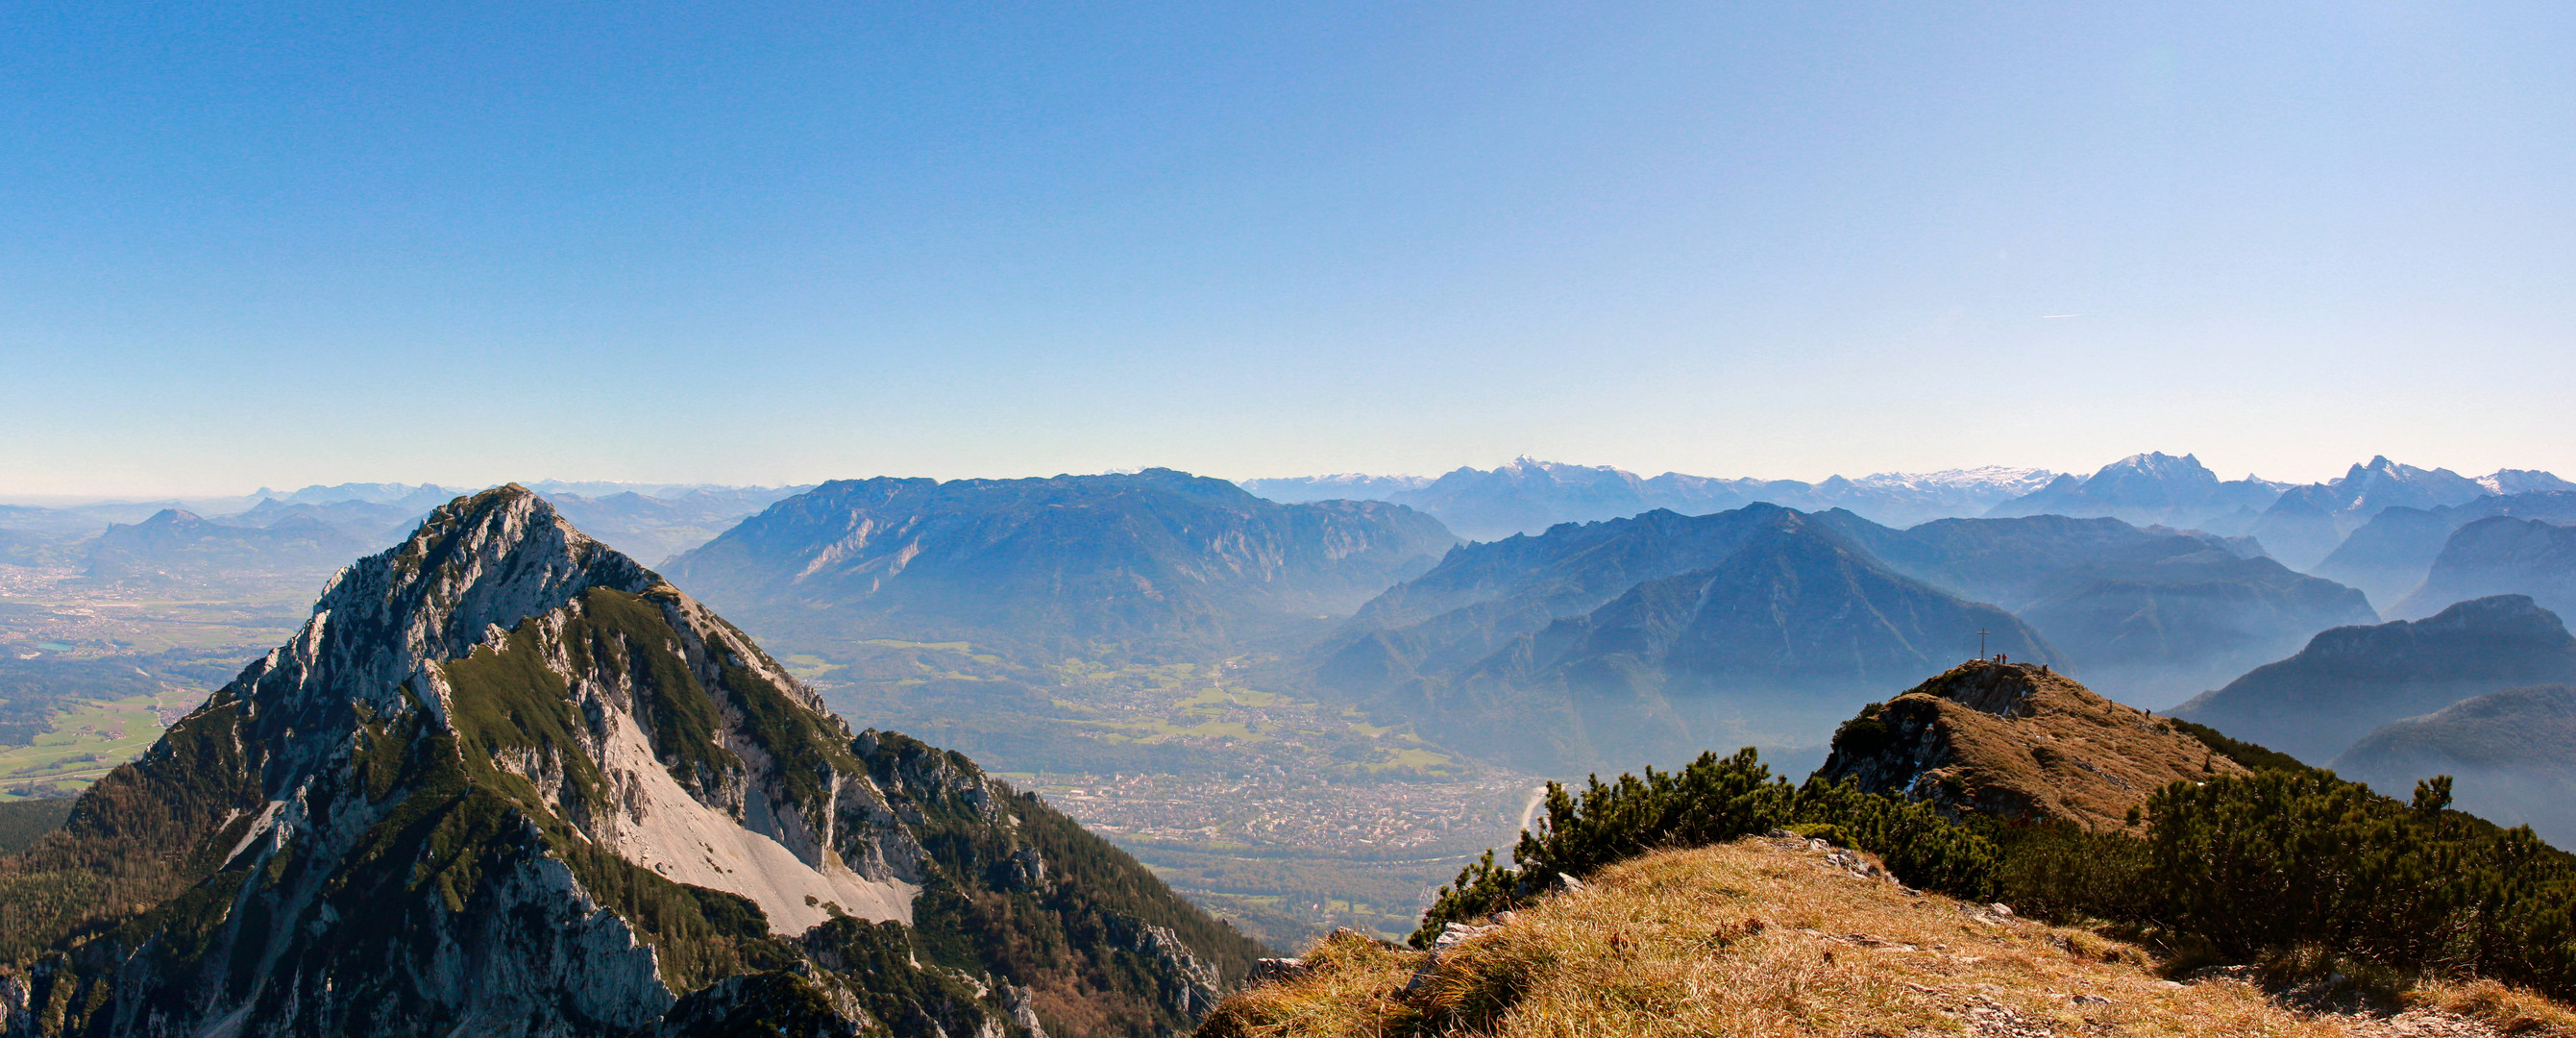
14,449,2576,952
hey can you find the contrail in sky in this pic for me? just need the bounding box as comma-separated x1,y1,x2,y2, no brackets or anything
2039,313,2083,318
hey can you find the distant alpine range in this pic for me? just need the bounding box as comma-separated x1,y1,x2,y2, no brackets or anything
12,450,2576,836
13,451,2576,1031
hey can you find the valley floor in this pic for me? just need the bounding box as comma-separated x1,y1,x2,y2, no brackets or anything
1019,769,1537,946
1201,835,2575,1038
0,583,302,800
798,642,1544,949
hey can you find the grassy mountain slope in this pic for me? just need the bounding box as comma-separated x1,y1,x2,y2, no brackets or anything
1815,659,2249,832
1215,696,2576,1038
1202,835,2570,1038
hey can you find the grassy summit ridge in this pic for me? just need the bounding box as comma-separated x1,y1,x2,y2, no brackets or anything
1315,655,2576,1036
1818,659,2251,832
1202,836,2576,1038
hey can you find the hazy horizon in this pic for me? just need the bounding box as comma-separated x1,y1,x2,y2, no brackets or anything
0,449,2531,507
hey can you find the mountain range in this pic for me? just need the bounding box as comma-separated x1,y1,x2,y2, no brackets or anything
1812,512,2375,700
2246,457,2531,571
0,486,1256,1036
1243,458,2059,539
1984,452,2283,532
664,470,1457,658
1314,506,2053,774
2314,490,2576,609
2331,683,2576,847
0,483,808,600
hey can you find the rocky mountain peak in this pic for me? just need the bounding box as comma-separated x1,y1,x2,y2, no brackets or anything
224,484,658,756
0,486,1262,1036
2092,452,2218,492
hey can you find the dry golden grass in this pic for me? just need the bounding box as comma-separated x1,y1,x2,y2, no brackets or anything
1848,660,2250,833
2406,980,2576,1037
1200,835,2556,1038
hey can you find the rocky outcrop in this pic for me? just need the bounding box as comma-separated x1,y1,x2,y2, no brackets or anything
0,486,1256,1037
1816,659,2249,831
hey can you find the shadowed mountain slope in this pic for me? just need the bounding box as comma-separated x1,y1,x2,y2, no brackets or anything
1320,507,2049,775
1809,512,2377,703
2394,515,2576,622
664,470,1457,658
2314,490,2576,611
0,486,1259,1037
2333,684,2576,847
2170,595,2576,766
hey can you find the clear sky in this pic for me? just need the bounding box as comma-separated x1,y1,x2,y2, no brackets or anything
5,2,2571,496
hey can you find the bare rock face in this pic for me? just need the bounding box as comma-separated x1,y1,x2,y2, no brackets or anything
1816,659,2248,831
0,486,1256,1037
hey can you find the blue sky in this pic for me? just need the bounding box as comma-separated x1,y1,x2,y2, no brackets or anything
5,2,2571,495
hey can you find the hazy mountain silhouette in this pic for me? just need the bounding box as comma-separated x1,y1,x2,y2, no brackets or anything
665,469,1457,657
1237,473,1436,504
1321,507,2049,774
1810,512,2375,703
546,486,806,566
1984,452,2281,533
2317,491,2576,610
1241,458,2056,539
2392,516,2576,622
2170,596,2576,765
2249,457,2495,570
82,507,370,589
2333,684,2576,847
